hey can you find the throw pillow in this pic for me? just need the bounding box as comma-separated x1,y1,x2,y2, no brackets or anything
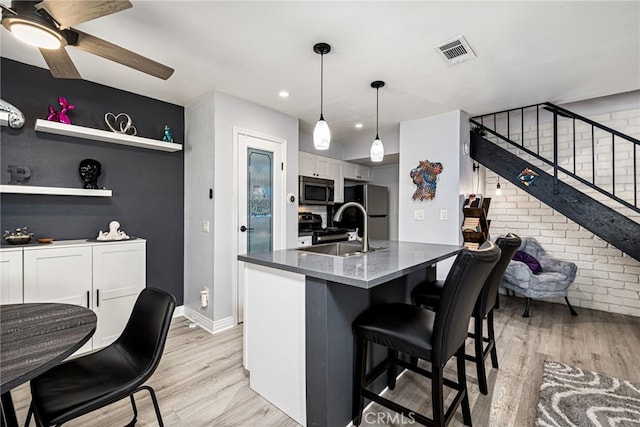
513,250,542,274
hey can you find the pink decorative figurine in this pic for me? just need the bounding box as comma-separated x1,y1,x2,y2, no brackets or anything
47,97,75,124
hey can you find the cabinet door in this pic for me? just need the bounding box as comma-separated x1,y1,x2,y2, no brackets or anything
299,152,317,177
92,241,146,349
0,249,23,304
315,156,332,179
23,246,92,306
331,159,344,203
342,162,358,180
358,165,371,181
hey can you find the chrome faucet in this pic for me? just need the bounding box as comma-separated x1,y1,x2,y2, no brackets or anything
333,202,369,252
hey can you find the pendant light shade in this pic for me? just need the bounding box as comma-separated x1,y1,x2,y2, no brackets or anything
313,43,331,150
496,179,502,195
370,80,385,162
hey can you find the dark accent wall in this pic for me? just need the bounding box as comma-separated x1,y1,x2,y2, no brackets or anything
1,58,184,304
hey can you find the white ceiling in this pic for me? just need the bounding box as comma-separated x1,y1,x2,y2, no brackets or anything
1,1,639,146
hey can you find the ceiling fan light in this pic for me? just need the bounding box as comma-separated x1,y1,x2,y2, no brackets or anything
9,22,62,50
370,137,384,162
313,117,331,150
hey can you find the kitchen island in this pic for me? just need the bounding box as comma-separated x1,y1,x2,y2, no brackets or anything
238,240,462,427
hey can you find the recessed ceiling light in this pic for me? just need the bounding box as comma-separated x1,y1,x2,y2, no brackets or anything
278,90,290,98
355,123,363,129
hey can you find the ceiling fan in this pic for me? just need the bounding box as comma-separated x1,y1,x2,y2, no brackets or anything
0,0,174,80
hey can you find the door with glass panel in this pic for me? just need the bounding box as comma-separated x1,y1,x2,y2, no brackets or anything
237,132,285,323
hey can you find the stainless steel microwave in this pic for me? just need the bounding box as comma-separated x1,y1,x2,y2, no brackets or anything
299,176,334,205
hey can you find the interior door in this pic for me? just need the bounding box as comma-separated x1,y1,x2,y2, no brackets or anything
237,132,285,323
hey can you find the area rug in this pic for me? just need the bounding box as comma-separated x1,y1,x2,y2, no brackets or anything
536,360,640,426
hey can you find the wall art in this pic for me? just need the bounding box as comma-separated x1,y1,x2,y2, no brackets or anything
47,97,75,124
410,160,443,201
104,112,137,135
517,168,539,186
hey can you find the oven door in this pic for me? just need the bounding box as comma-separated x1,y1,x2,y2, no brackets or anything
299,176,334,205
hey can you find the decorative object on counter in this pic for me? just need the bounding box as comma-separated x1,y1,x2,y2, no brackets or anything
517,167,539,186
369,80,385,162
78,159,102,189
47,97,75,124
410,159,443,201
97,221,130,241
104,112,137,135
38,238,54,244
7,165,31,184
312,42,331,150
4,227,33,245
0,98,25,128
162,125,173,142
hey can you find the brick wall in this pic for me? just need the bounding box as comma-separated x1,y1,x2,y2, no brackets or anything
486,106,640,317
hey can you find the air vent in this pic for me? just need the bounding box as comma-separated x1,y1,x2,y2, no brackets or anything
435,36,476,64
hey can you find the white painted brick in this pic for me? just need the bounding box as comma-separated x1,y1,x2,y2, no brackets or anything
574,261,595,271
609,289,640,299
565,246,593,255
576,284,606,295
541,229,567,238
578,254,610,264
592,294,624,305
609,272,639,283
551,223,580,231
560,252,580,261
625,282,640,292
566,230,595,239
578,238,609,248
593,247,624,257
609,256,640,266
528,222,553,230
581,270,610,279
624,265,640,275
594,263,625,273
579,300,610,312
518,215,542,223
621,298,640,309
545,244,567,253
535,236,553,245
611,305,640,316
593,278,625,289
517,202,541,209
555,237,579,246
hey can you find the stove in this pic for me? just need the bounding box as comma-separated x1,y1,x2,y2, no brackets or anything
298,212,350,245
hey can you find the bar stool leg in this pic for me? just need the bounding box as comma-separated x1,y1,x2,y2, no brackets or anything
457,346,473,426
487,310,499,369
387,349,397,390
352,337,367,426
431,365,445,426
474,316,488,395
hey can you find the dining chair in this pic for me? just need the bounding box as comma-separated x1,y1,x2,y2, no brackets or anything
352,242,500,426
410,233,521,395
26,287,176,427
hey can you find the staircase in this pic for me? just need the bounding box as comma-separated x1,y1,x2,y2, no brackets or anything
469,102,640,262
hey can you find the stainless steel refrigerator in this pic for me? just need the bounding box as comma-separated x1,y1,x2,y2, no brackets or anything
334,184,389,240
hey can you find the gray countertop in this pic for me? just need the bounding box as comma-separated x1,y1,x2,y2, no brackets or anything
238,240,462,289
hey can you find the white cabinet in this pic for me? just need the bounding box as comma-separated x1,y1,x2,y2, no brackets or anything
297,235,312,247
92,242,146,348
21,239,146,352
299,152,331,179
343,162,371,181
331,159,344,203
0,248,24,304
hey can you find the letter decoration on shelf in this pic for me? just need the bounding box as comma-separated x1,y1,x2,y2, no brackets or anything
410,160,443,201
0,98,25,128
47,97,75,124
104,112,137,135
7,165,31,184
517,168,539,186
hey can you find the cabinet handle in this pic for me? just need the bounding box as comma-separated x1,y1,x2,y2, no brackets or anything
96,289,100,307
86,290,90,308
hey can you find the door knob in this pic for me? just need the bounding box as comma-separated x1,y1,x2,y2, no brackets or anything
240,225,254,232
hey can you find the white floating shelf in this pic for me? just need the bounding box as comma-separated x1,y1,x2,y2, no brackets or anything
0,111,8,127
0,185,112,197
34,119,182,152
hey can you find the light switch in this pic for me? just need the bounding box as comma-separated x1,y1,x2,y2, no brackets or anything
202,220,210,232
414,209,424,220
440,209,448,220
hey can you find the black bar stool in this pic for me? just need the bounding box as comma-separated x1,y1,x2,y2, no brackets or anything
352,242,501,426
411,233,521,395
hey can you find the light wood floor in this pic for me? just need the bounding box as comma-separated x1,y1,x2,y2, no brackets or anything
9,296,640,426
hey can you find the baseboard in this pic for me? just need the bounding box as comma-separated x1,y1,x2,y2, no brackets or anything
173,305,185,318
182,306,235,335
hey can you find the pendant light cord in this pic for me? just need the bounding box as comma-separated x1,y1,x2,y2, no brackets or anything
319,53,324,118
375,87,380,139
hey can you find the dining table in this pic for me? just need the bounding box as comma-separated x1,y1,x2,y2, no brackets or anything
0,303,97,427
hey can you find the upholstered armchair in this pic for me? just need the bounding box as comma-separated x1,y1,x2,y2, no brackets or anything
501,237,578,317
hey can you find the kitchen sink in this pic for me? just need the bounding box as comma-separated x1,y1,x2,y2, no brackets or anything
296,242,386,257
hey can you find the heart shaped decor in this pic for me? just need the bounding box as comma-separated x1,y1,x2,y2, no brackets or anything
104,112,137,136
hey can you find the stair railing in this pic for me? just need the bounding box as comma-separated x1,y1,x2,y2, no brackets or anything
470,102,640,214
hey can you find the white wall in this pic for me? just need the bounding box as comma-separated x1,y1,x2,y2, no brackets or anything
398,110,472,279
342,130,400,161
299,130,345,160
185,91,299,327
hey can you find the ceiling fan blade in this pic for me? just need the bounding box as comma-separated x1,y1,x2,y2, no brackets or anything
72,30,174,80
39,48,81,79
35,0,132,29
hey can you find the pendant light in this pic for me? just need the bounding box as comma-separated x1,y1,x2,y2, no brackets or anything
370,80,385,162
496,177,502,195
313,42,331,150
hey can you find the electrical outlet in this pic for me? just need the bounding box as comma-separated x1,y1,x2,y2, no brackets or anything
440,209,448,220
202,220,210,233
414,209,424,220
